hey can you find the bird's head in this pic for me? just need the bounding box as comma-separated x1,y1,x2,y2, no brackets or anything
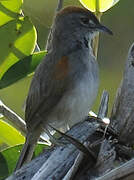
48,6,112,52
55,6,113,37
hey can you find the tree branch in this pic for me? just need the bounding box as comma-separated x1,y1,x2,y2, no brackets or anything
0,100,46,142
110,43,134,146
7,120,99,180
0,100,26,136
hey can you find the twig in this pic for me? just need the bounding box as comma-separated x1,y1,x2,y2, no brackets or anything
0,100,26,136
0,100,49,143
92,12,102,58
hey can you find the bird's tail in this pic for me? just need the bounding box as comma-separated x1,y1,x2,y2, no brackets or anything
14,133,38,171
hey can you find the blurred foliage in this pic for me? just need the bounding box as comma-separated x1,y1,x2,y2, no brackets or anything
0,143,49,179
0,17,37,79
0,0,37,80
0,1,48,177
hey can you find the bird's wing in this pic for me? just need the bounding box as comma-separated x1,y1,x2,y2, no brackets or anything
25,54,70,131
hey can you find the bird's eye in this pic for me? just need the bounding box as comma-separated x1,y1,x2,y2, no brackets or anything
80,17,89,24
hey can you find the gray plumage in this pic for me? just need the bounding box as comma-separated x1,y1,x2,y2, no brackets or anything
15,6,112,171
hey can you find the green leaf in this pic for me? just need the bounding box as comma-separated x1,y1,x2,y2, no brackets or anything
0,143,49,179
0,0,22,26
0,120,25,146
0,51,47,89
0,16,37,79
79,0,120,12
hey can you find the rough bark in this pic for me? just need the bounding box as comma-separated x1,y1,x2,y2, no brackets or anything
110,43,134,146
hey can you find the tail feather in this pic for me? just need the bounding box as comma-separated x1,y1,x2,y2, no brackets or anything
14,133,37,171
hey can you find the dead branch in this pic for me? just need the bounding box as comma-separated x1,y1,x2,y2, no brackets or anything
110,43,134,146
7,120,100,180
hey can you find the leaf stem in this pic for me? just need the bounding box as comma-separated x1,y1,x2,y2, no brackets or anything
92,12,102,58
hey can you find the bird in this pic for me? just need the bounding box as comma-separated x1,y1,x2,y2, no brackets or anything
15,6,112,171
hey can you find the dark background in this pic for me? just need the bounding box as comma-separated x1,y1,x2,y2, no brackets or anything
0,0,133,118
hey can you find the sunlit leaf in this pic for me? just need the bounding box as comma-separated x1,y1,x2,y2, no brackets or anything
0,51,47,89
0,16,37,79
0,143,49,179
79,0,120,12
0,0,22,26
0,120,24,146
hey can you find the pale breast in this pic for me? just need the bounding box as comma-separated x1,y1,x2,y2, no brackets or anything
46,65,99,132
44,48,99,132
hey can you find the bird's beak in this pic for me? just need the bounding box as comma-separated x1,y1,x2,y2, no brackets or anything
97,24,113,35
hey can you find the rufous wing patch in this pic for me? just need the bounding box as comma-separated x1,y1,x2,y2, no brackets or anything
53,56,69,80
